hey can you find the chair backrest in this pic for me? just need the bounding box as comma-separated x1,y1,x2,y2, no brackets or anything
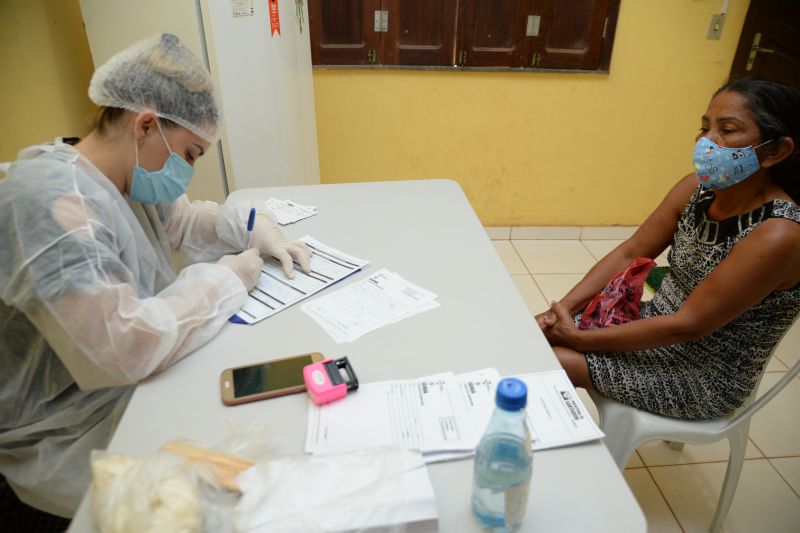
722,316,799,432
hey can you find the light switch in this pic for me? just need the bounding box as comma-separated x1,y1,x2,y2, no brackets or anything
706,13,725,40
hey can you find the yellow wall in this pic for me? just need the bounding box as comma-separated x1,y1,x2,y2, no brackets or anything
312,0,750,226
1,0,750,226
0,0,97,163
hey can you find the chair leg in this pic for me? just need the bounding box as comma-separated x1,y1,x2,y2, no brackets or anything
597,408,640,470
709,423,750,533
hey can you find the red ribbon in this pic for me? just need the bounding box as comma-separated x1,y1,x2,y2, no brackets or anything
269,0,281,36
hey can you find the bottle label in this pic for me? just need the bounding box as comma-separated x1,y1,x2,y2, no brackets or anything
505,477,531,525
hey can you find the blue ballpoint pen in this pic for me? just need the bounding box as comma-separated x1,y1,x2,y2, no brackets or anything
245,207,256,249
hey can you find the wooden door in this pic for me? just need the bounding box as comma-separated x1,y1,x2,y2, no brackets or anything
309,0,381,65
456,0,532,68
729,0,800,91
382,0,457,66
534,0,610,70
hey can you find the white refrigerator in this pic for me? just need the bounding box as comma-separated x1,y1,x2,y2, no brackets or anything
79,0,320,203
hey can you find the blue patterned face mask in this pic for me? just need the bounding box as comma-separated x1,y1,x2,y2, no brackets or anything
692,136,773,190
130,120,194,204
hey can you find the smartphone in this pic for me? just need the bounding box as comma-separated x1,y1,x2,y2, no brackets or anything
220,352,324,406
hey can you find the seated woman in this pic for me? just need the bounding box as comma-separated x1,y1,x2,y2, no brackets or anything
537,77,800,420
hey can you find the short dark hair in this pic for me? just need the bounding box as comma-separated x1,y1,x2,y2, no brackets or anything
715,77,800,202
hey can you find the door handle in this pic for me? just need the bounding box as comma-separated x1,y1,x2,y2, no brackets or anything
746,33,774,71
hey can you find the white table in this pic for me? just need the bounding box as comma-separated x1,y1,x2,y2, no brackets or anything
69,180,645,532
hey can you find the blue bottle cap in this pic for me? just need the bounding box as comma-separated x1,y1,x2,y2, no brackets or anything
495,378,527,411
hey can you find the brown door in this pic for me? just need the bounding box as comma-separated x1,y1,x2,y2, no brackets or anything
309,0,381,65
729,0,800,92
456,0,533,68
382,0,457,66
535,0,611,70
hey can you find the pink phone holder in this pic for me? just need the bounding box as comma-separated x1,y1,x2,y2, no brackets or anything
303,357,359,405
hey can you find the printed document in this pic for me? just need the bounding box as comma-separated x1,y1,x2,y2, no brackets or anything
305,372,475,458
301,269,439,343
305,368,603,463
232,236,368,325
263,198,317,225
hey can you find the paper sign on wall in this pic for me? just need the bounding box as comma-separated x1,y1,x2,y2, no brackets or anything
231,0,255,17
269,0,281,36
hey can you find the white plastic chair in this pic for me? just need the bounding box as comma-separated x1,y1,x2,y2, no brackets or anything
588,329,799,533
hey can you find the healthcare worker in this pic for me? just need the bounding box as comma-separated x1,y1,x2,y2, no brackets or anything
0,33,311,519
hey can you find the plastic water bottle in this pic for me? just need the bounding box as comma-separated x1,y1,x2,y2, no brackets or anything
471,378,532,531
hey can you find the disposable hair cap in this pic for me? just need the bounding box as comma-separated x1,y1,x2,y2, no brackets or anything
88,33,220,142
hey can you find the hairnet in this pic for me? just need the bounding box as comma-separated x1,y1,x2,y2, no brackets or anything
88,33,220,142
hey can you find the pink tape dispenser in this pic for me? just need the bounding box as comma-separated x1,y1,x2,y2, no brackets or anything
303,357,359,405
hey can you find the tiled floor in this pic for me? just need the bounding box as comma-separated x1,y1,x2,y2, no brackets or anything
488,227,800,533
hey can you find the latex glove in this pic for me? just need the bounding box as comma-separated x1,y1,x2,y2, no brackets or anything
251,214,311,279
217,249,263,292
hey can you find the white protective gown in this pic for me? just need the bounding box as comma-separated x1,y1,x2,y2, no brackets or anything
0,140,255,516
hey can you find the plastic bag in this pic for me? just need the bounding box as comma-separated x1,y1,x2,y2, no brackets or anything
234,447,437,533
90,417,274,533
578,257,656,330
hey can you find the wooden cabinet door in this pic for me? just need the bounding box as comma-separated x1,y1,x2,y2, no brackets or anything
382,0,457,66
309,0,381,65
534,0,610,70
456,0,533,68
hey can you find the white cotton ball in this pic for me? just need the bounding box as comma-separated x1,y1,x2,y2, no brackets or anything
90,451,203,533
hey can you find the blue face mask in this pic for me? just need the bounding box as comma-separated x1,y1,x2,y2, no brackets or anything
692,136,773,190
130,121,194,204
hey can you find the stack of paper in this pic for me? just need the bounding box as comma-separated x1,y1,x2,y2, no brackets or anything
264,198,317,225
305,368,603,463
231,236,368,325
301,269,439,343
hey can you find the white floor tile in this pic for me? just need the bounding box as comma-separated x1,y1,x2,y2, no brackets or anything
581,240,624,262
766,357,789,372
627,451,644,469
484,226,511,240
650,459,800,533
774,318,800,369
636,438,762,467
510,226,581,240
623,469,683,533
581,226,638,239
749,373,800,457
531,274,585,304
512,240,596,274
510,275,549,316
770,457,800,496
491,241,527,275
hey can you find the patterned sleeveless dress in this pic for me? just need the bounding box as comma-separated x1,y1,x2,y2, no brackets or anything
585,187,800,420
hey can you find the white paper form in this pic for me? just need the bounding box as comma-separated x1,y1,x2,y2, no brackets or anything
263,198,317,225
232,236,368,325
301,269,439,343
455,369,603,451
517,370,605,450
304,368,603,465
422,367,500,463
305,372,475,460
